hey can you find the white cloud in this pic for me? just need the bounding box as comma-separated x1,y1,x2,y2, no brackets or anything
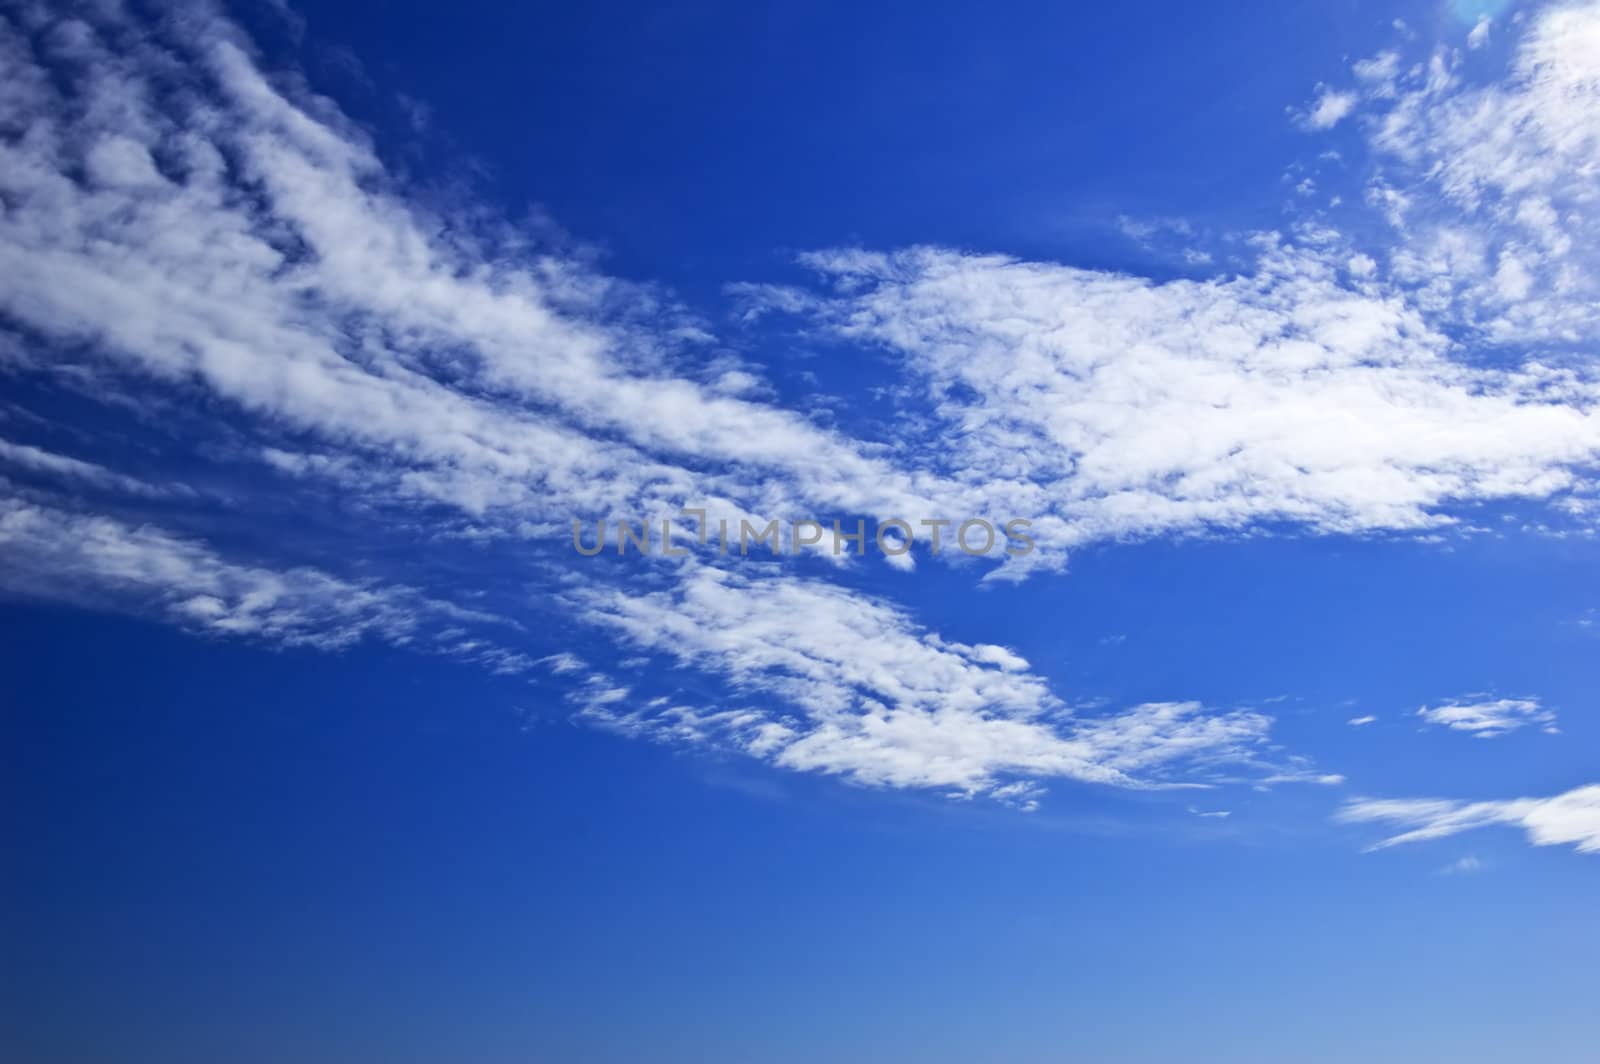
1303,87,1358,130
0,436,177,497
0,495,506,655
1339,784,1600,855
0,0,955,548
1324,1,1600,343
1347,715,1378,727
1353,50,1402,90
1440,855,1483,874
567,562,1331,798
776,241,1600,573
967,643,1030,672
1415,697,1558,738
539,652,588,675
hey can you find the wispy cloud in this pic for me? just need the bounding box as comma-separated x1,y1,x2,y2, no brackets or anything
1416,697,1558,738
1305,0,1600,344
1339,784,1600,855
0,0,956,551
1300,86,1357,130
568,563,1330,798
0,437,179,498
751,239,1600,577
0,496,512,658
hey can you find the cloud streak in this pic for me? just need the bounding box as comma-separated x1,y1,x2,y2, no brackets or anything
752,239,1600,574
0,495,514,657
1415,697,1558,738
568,562,1330,798
1339,784,1600,855
1310,0,1600,344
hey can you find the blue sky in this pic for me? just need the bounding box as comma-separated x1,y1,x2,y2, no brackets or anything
2,0,1599,1060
